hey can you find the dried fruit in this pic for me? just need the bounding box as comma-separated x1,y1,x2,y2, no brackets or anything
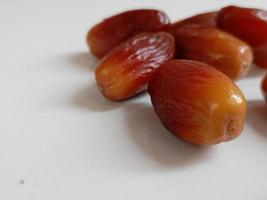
254,49,267,68
95,32,176,101
148,60,247,145
174,11,217,28
217,5,267,68
87,9,171,58
261,74,267,101
173,24,253,80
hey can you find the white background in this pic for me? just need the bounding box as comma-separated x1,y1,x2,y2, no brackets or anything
0,0,267,199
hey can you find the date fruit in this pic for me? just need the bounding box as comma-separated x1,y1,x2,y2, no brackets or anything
217,5,267,68
87,9,171,58
148,60,247,145
95,32,176,101
173,24,253,80
254,49,267,68
174,11,217,28
261,74,267,101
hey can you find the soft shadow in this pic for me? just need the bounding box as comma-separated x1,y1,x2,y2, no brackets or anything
124,104,215,168
73,83,123,111
245,64,266,78
72,83,148,112
67,52,98,71
247,99,267,137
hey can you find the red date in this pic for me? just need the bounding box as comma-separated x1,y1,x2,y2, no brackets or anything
95,32,176,101
148,60,247,145
217,5,267,68
87,9,171,58
174,11,217,28
173,24,253,80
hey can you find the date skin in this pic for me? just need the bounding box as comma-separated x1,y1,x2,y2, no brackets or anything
173,11,217,28
262,74,267,101
217,5,267,68
95,32,176,101
148,60,247,145
254,49,267,68
87,9,171,58
173,24,253,80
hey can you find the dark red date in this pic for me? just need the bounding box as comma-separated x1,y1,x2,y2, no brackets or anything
95,32,176,101
87,9,171,58
217,5,267,68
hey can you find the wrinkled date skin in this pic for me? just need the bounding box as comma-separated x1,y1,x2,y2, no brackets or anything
148,60,247,145
262,74,267,101
173,24,253,80
87,9,171,58
217,6,267,68
173,11,217,28
95,32,176,101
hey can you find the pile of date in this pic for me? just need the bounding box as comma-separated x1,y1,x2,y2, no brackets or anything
87,5,267,145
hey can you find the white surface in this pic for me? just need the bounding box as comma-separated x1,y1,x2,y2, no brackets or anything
0,0,267,199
